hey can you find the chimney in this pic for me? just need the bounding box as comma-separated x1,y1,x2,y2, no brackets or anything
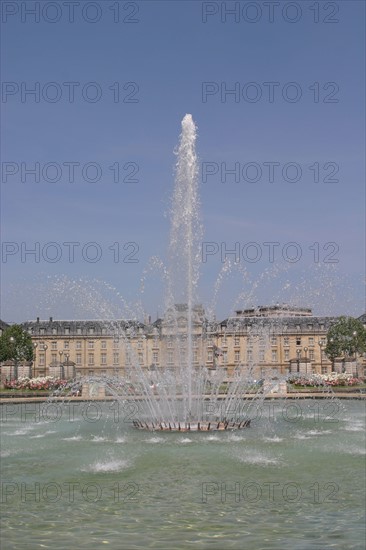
49,317,53,323
36,317,40,323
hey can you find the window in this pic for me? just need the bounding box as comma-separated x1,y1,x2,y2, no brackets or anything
222,351,227,364
259,350,265,362
234,335,240,346
65,327,70,335
113,338,119,349
102,328,107,335
40,328,45,335
308,324,313,330
88,353,94,365
51,341,57,350
284,337,289,345
247,349,253,362
207,350,213,362
101,353,107,365
52,328,57,335
284,349,289,360
138,353,143,365
271,336,277,345
309,350,314,360
89,327,94,335
64,341,70,349
88,341,94,349
193,350,198,363
168,351,174,365
51,353,57,363
113,353,119,365
101,341,107,349
76,341,82,350
125,350,131,365
167,339,173,348
76,354,82,365
272,350,278,362
235,351,240,362
153,351,159,364
39,354,45,365
309,337,314,346
77,327,82,335
296,338,301,346
88,370,94,376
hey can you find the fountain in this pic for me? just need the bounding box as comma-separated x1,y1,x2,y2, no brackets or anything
52,115,295,432
108,115,275,430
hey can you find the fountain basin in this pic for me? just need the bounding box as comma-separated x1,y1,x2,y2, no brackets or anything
133,419,251,431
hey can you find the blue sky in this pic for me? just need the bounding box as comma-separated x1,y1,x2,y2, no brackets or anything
1,0,365,322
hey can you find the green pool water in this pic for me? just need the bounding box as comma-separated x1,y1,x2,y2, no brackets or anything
1,399,365,549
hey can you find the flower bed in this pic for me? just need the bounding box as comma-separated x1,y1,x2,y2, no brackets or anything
288,372,365,388
3,376,68,391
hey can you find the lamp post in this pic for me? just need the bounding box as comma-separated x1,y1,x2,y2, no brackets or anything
64,353,70,379
318,340,324,374
9,336,17,379
296,348,301,373
304,347,308,374
33,343,38,378
59,351,64,378
352,331,358,376
42,344,48,375
329,338,335,371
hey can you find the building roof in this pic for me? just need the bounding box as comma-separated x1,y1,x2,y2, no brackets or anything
235,304,312,317
0,320,10,331
358,313,366,325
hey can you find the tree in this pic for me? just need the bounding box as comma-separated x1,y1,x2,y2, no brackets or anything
325,317,366,364
0,325,34,363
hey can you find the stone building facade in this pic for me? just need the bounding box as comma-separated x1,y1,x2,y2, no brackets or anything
18,305,365,379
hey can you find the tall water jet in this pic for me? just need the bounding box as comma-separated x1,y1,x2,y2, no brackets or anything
167,114,202,418
58,114,286,432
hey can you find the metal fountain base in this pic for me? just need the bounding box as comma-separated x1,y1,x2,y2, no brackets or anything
133,419,251,432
